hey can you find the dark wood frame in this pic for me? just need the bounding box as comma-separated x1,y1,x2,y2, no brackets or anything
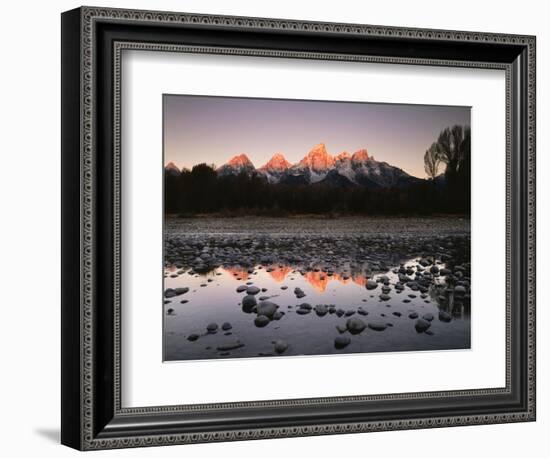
61,6,536,450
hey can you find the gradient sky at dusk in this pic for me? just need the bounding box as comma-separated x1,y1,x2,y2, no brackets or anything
164,94,470,178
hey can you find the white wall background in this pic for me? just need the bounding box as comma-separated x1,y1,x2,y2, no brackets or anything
0,0,545,456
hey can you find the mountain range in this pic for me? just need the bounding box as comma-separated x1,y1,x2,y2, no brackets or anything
167,143,424,189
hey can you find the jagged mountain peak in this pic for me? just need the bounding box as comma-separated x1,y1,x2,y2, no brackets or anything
214,144,420,188
217,153,256,176
298,143,335,172
227,153,254,167
351,148,370,163
165,162,181,176
259,153,292,171
336,151,351,162
165,161,180,172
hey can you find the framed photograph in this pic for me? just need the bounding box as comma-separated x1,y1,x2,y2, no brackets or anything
61,6,536,450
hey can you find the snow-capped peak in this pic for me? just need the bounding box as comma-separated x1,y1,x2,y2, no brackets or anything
298,143,335,172
227,153,254,168
165,161,180,172
259,153,292,171
351,149,370,163
335,151,351,162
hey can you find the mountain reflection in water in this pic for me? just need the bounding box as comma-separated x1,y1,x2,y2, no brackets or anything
163,258,471,362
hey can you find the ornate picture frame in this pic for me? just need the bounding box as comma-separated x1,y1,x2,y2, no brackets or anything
61,6,536,450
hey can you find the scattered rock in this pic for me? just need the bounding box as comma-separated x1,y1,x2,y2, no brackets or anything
334,335,351,349
346,317,367,334
415,319,431,333
246,286,261,295
187,333,199,341
221,322,232,331
206,323,218,333
274,340,288,354
454,285,466,295
241,295,257,313
439,310,452,322
422,313,434,322
256,301,279,318
164,289,177,298
315,304,328,316
368,321,388,331
254,315,270,327
366,280,378,290
216,341,244,351
336,323,348,333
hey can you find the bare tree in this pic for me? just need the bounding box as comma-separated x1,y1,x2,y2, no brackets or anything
424,142,441,179
436,125,470,177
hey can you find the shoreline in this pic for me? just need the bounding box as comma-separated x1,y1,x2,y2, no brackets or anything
166,213,471,220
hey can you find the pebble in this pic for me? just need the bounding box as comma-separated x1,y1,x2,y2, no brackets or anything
241,295,257,312
315,304,328,316
216,341,244,351
415,319,431,333
366,280,378,290
368,321,387,331
254,315,270,327
336,324,348,333
206,323,218,333
274,340,288,354
346,317,367,334
256,301,279,318
334,335,351,349
246,286,261,295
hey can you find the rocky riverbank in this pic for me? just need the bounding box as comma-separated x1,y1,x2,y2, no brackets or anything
163,216,471,361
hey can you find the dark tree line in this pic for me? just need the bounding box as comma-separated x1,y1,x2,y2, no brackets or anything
166,169,463,217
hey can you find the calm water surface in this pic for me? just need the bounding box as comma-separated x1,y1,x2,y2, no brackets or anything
163,258,470,361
